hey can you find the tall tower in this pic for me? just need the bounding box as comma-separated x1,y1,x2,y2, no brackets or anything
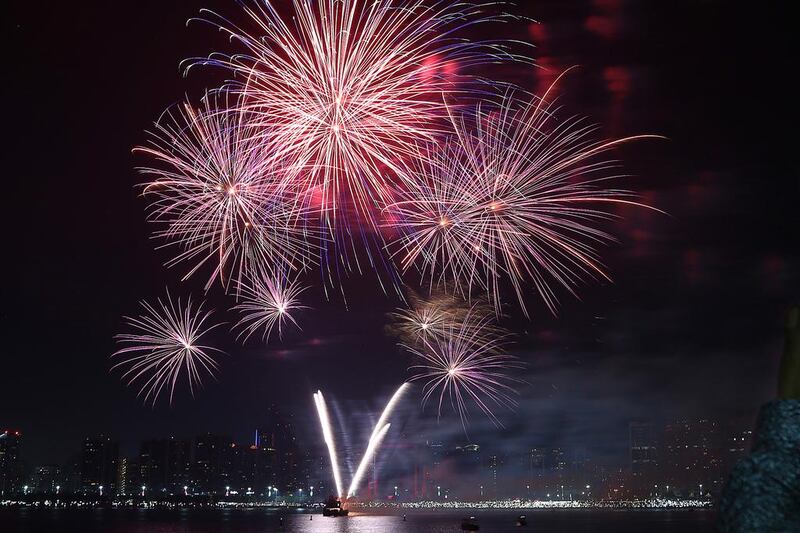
0,429,22,497
81,435,119,495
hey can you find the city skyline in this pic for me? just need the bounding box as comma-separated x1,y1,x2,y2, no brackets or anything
1,408,756,503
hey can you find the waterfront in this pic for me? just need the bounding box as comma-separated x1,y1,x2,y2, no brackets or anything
0,508,716,532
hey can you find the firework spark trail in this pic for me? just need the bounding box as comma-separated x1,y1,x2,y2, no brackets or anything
402,305,522,428
388,74,664,316
232,267,308,343
347,382,409,497
347,423,391,498
136,95,314,293
314,390,344,498
186,0,530,265
111,292,225,406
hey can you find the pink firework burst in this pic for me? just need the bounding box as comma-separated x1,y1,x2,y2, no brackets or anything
401,304,522,428
187,0,527,234
136,95,314,293
111,291,225,407
388,76,663,316
232,268,309,343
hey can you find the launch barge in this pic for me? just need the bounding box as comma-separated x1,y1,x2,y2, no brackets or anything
322,497,349,517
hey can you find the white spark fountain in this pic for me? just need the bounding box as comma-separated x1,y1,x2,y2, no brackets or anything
313,383,408,500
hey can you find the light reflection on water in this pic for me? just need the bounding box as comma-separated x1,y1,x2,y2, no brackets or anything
1,508,716,533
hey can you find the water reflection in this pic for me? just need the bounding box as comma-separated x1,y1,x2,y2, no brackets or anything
0,508,716,533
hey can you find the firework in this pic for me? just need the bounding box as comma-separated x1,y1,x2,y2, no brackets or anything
232,268,308,343
111,291,224,406
389,291,455,344
389,291,502,347
313,390,344,498
402,305,522,427
347,383,409,497
187,0,526,233
388,76,663,316
136,95,313,293
348,423,391,497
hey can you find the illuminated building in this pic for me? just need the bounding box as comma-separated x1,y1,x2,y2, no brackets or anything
80,435,119,495
28,464,60,494
0,429,22,496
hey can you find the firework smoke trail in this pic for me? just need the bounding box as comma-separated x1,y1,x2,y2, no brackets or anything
186,0,530,277
313,390,344,498
111,292,225,406
136,95,313,293
402,305,522,428
232,267,308,343
388,74,664,316
347,383,409,497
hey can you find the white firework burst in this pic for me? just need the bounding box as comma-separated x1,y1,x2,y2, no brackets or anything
232,270,309,342
112,291,225,406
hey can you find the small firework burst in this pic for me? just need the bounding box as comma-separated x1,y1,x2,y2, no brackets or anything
401,304,522,428
111,291,224,406
389,291,456,344
388,76,662,316
232,268,308,343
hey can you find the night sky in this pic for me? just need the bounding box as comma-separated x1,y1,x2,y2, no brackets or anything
3,0,797,468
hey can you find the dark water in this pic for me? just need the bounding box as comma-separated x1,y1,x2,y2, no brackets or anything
0,508,716,532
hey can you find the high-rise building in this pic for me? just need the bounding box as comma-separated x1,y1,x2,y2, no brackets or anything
139,439,167,493
629,421,658,476
139,437,191,494
61,453,83,494
0,429,23,496
528,448,546,472
549,448,567,471
28,465,60,494
117,457,140,496
256,406,304,492
167,437,191,491
663,418,724,496
193,433,232,495
80,436,119,495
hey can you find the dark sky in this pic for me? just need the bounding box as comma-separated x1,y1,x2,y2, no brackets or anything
3,0,797,468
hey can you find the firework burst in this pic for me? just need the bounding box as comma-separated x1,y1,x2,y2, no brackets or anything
388,290,499,346
388,76,663,316
401,304,522,428
232,269,308,343
111,291,225,406
187,0,526,233
136,95,313,293
389,291,455,344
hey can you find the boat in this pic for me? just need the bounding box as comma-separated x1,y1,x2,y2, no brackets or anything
322,496,349,517
461,516,480,531
516,515,528,526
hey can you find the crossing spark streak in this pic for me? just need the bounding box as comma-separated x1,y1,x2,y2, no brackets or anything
232,269,308,343
188,0,526,234
111,292,225,407
136,96,311,293
313,385,408,499
402,305,522,428
388,76,663,316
